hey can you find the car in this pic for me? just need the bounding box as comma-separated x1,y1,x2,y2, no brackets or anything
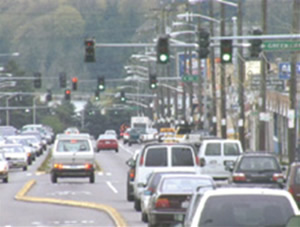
140,169,198,223
63,127,80,134
50,134,95,183
128,128,145,146
132,143,201,211
104,130,117,138
286,162,300,207
139,128,158,143
126,149,141,202
189,187,300,227
228,152,285,188
198,139,243,179
96,134,118,152
0,144,28,171
147,174,215,227
123,128,131,144
0,152,9,183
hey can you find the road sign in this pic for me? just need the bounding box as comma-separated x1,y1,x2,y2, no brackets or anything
262,41,300,51
182,75,198,82
251,75,284,91
278,62,300,80
177,52,207,79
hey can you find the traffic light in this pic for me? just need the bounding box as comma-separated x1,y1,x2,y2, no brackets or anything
33,72,42,88
156,35,169,64
95,90,100,101
250,29,263,58
65,89,71,100
72,77,78,91
59,72,67,88
97,77,105,91
149,74,157,89
220,39,232,64
198,29,210,59
120,91,126,102
84,39,95,62
46,90,52,102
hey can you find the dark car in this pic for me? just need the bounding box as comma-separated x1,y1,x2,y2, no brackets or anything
128,128,145,146
286,162,300,207
228,152,285,188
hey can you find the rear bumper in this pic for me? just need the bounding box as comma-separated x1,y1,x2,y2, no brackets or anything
0,171,8,179
97,144,118,150
149,210,186,225
51,168,94,178
8,160,27,168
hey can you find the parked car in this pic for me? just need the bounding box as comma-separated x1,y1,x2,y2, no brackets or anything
147,174,215,227
286,162,300,207
96,134,118,153
0,152,9,183
126,149,141,202
140,169,198,223
132,143,201,211
50,134,95,183
198,139,243,179
228,152,285,188
189,187,300,227
0,144,28,171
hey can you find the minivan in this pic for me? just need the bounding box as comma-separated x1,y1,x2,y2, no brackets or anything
198,139,243,179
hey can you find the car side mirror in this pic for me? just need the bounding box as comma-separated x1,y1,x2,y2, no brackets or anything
200,158,205,167
126,158,136,168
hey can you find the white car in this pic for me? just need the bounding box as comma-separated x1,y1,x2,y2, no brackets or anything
0,152,9,183
189,187,300,227
0,144,28,171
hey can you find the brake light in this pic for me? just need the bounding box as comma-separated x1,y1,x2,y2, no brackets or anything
129,169,135,179
85,163,93,169
233,173,246,182
288,186,294,195
195,156,200,165
139,155,144,165
272,173,284,181
155,198,170,208
54,163,63,169
27,153,31,157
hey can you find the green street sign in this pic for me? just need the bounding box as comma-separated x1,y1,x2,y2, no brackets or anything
182,75,198,82
262,41,300,51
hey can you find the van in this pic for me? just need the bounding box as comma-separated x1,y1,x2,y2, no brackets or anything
198,139,243,179
131,143,201,211
51,134,95,183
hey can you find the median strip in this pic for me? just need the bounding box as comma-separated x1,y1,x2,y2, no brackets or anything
15,179,127,227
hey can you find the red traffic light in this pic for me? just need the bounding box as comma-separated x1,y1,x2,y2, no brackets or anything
72,77,78,83
65,89,71,95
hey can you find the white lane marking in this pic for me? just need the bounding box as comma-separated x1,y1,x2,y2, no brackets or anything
98,172,104,176
119,143,133,155
106,172,112,176
106,181,118,194
26,173,32,177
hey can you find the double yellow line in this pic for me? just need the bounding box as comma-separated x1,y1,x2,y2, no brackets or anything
15,180,127,227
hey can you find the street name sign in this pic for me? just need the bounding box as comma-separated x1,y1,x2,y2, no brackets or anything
182,74,198,82
262,41,300,51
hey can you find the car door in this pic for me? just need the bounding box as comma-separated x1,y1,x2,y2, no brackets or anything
201,142,222,176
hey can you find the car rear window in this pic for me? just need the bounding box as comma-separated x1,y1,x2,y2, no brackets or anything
238,157,280,171
161,177,212,193
199,195,294,227
145,147,167,167
295,167,300,184
171,147,194,166
224,143,240,156
57,139,90,152
205,143,221,156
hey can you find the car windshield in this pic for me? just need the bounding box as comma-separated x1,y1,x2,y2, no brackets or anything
57,140,90,152
199,195,294,227
238,156,280,171
0,146,23,153
171,147,194,166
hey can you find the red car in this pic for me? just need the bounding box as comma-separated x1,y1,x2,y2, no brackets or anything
97,134,118,153
286,162,300,207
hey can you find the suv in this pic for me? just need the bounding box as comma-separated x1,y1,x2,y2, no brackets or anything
198,139,243,179
132,143,201,211
286,162,300,207
189,187,300,227
228,152,285,188
50,134,95,183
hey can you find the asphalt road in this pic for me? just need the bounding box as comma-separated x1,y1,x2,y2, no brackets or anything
0,142,146,227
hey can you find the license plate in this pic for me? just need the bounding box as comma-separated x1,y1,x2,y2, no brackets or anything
63,165,83,169
105,141,110,144
209,160,217,164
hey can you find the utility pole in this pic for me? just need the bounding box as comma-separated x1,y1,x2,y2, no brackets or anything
288,0,300,163
220,3,227,138
197,3,203,130
237,0,245,149
259,0,267,151
209,0,217,135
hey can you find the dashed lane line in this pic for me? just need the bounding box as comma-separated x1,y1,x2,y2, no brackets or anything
15,180,127,227
106,181,118,194
118,143,133,155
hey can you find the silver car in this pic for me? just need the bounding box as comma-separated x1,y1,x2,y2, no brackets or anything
0,144,28,171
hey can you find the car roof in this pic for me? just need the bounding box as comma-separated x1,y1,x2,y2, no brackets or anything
99,134,117,139
241,152,277,157
203,187,292,196
160,173,213,180
152,168,197,173
55,133,91,140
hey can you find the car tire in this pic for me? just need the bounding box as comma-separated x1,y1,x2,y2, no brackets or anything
127,182,134,201
3,177,8,183
115,149,118,153
51,173,57,183
89,173,95,183
134,198,141,211
23,166,27,171
142,212,148,222
129,142,132,147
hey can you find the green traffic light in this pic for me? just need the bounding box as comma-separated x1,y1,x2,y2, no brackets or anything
222,53,232,62
99,85,104,90
159,54,168,63
150,83,157,89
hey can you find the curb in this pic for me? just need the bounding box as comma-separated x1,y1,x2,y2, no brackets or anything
15,180,127,227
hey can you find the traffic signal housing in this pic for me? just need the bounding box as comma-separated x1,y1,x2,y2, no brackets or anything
46,90,52,102
120,91,126,102
34,73,42,88
98,77,105,91
250,29,263,58
157,36,169,64
220,39,232,64
149,74,158,89
85,39,95,62
72,77,78,91
198,29,210,59
65,89,71,100
59,72,67,88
